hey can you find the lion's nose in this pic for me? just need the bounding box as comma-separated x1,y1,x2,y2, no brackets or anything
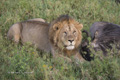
68,40,74,43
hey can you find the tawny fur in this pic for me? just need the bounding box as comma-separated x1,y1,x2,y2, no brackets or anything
28,18,45,22
7,19,51,53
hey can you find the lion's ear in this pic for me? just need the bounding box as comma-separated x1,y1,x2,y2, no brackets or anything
53,25,59,30
78,24,83,30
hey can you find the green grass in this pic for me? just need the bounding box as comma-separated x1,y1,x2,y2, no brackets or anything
0,0,120,80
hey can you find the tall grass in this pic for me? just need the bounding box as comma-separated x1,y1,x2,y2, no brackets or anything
0,0,120,80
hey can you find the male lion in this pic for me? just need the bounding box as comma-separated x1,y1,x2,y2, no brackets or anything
7,15,84,62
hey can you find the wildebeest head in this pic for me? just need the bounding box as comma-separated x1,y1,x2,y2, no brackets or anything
80,30,94,61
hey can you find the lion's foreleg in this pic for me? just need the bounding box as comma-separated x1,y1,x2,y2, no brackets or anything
73,52,85,63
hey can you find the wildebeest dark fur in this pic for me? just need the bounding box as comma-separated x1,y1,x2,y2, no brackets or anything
115,0,120,4
90,22,120,55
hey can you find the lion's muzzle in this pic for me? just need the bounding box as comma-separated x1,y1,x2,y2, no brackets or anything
65,39,75,50
66,45,75,50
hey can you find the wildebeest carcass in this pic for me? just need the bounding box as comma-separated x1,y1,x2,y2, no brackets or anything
90,22,120,55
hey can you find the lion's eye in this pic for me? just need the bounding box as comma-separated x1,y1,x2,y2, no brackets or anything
73,31,76,34
64,32,67,35
56,27,59,30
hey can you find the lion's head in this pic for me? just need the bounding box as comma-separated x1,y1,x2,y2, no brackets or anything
49,15,83,53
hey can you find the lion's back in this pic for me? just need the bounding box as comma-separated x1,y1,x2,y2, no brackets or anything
21,21,51,52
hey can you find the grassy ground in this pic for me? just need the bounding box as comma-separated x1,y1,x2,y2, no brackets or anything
0,0,120,80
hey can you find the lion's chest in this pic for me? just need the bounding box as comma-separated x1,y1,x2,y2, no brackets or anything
63,49,77,57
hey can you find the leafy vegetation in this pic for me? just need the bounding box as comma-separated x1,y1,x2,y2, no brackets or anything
0,0,120,80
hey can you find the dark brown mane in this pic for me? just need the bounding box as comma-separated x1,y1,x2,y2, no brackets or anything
51,15,73,25
56,15,72,22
